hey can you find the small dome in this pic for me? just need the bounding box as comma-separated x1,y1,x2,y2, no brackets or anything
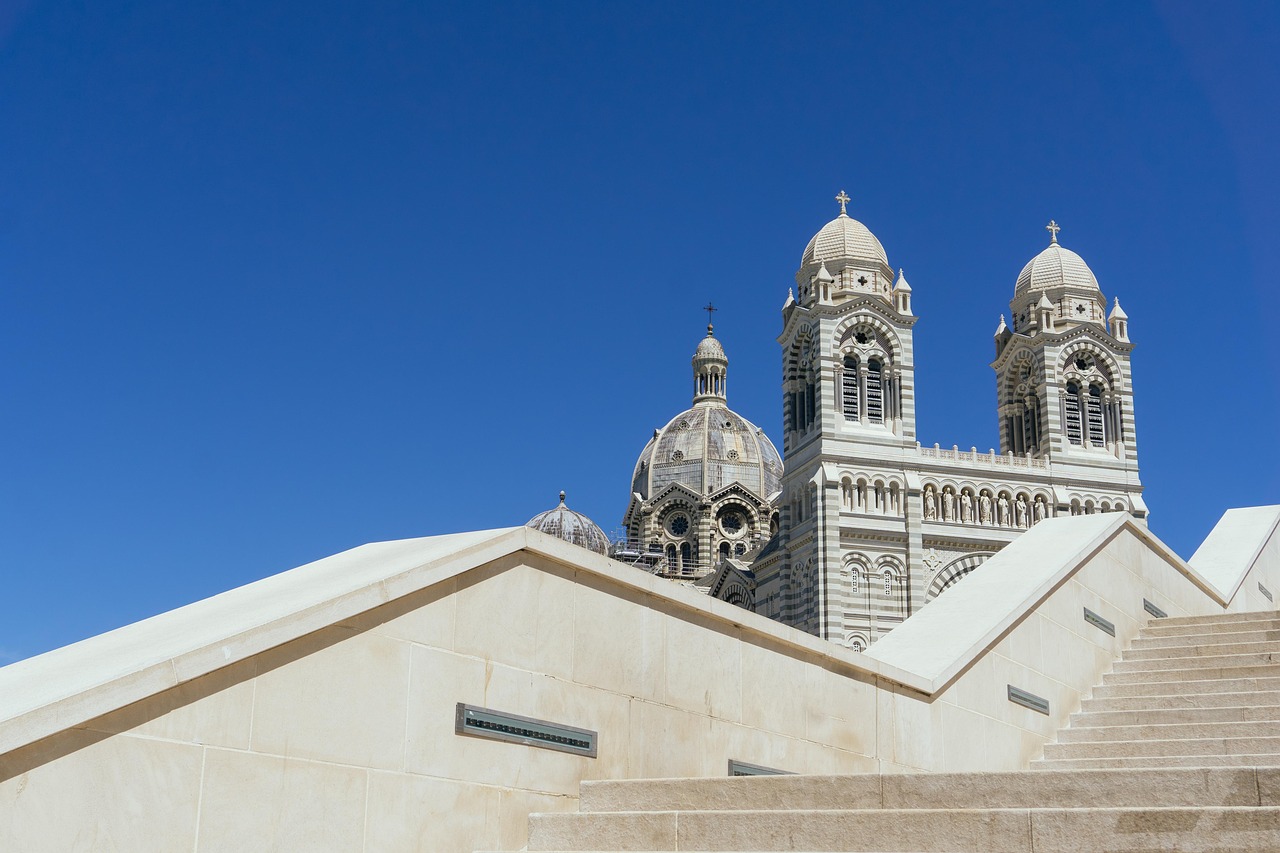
801,214,889,271
693,328,725,361
526,491,609,555
1015,242,1099,297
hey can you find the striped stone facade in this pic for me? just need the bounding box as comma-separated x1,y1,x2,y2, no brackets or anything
751,202,1144,649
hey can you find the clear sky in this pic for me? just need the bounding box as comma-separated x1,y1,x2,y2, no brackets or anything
1,2,1278,663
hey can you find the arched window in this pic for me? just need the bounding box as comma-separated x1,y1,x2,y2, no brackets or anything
1064,382,1083,445
665,544,677,571
719,541,730,559
866,359,884,423
842,356,860,420
680,541,692,571
1087,384,1105,447
850,569,860,594
1021,394,1040,454
883,569,893,597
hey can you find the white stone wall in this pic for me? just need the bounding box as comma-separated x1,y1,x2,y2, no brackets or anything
0,551,881,853
2,512,1276,852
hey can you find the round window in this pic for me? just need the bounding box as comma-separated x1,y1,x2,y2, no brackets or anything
720,511,744,537
667,514,690,536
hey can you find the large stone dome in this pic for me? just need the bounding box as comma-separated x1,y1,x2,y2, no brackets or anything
631,326,781,502
801,213,890,271
525,492,609,554
1015,241,1100,297
794,195,895,300
631,404,782,502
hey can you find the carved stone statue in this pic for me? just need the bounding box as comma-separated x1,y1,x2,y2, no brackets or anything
998,495,1010,527
1034,495,1048,523
1015,495,1029,528
979,493,992,525
923,485,937,520
942,488,954,521
960,491,973,523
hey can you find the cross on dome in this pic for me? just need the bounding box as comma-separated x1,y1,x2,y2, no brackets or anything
703,302,717,334
835,190,851,215
1046,220,1061,244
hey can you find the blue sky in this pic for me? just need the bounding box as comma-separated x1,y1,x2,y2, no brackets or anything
1,2,1277,662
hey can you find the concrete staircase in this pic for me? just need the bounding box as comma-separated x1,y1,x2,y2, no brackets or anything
517,611,1280,852
1035,610,1280,770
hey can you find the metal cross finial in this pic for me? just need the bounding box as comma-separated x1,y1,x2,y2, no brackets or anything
703,302,717,332
835,190,851,215
1046,220,1061,244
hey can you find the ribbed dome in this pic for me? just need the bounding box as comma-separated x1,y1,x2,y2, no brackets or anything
631,405,783,502
693,330,725,361
1015,242,1099,296
801,214,889,270
525,492,609,555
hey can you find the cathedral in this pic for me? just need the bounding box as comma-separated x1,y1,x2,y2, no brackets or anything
591,194,1144,650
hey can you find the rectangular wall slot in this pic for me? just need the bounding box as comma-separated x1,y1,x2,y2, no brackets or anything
1260,583,1274,603
728,759,792,777
455,703,597,758
1083,607,1116,636
1143,598,1167,619
1007,685,1050,716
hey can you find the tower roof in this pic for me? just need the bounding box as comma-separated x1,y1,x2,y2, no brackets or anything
1014,225,1100,298
801,213,889,271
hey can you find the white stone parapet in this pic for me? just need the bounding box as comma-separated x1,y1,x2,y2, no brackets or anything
916,442,1049,470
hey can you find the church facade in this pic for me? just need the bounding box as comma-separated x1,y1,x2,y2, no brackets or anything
747,197,1144,649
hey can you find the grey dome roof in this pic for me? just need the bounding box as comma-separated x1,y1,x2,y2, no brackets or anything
631,405,782,501
525,492,609,555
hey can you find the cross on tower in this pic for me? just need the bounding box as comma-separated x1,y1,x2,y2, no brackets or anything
835,190,851,215
1045,220,1061,244
703,302,717,330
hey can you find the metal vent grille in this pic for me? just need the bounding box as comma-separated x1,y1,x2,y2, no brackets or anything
1007,685,1050,716
1143,598,1167,619
729,759,792,777
455,703,597,757
1083,607,1116,636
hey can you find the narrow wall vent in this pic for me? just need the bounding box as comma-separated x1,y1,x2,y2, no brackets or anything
1260,583,1274,603
1007,685,1050,716
455,703,597,757
1083,607,1116,636
729,759,792,777
1143,598,1167,619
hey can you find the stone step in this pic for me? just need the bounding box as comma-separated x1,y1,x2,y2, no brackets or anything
576,768,1272,813
1102,663,1280,686
1033,753,1280,770
1147,611,1280,629
528,807,1280,852
1124,640,1280,661
1140,615,1280,637
1043,735,1280,760
1057,720,1280,743
1132,628,1280,650
1069,704,1280,727
1090,676,1280,699
1081,689,1280,711
1112,651,1280,673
